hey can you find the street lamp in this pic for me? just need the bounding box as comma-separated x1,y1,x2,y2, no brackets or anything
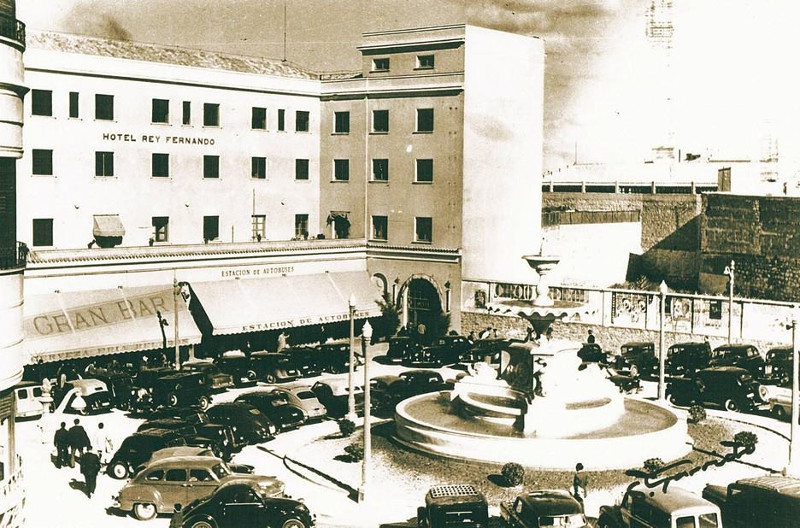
156,310,169,358
346,293,357,422
173,277,181,370
658,280,668,401
788,313,800,475
359,320,373,503
724,260,735,344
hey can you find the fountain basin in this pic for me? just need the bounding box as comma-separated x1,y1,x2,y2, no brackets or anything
394,394,690,471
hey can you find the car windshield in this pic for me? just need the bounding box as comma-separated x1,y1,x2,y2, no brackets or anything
211,463,231,479
296,391,315,400
538,514,586,527
746,348,759,358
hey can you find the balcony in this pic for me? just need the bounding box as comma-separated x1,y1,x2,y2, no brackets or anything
0,242,27,271
0,14,25,50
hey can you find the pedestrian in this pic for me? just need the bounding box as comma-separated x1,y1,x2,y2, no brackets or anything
479,326,491,339
277,331,288,352
92,423,113,465
79,450,101,498
67,418,91,468
572,462,588,511
492,327,499,339
53,422,70,468
467,330,476,343
587,329,596,344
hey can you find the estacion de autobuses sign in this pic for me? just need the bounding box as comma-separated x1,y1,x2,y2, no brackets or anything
241,310,372,333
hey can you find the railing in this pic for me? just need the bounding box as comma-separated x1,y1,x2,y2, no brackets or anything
0,242,27,271
0,14,25,49
0,455,23,506
542,210,641,226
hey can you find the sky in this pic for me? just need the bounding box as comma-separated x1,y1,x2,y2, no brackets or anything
16,0,800,174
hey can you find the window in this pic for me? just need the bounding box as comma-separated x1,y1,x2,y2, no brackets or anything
252,214,266,241
151,99,169,123
204,155,220,179
415,217,433,243
372,110,389,133
251,157,267,179
95,151,114,177
372,215,388,241
203,103,220,126
32,218,53,247
165,469,187,482
145,470,165,481
416,108,434,132
295,159,309,180
278,109,285,131
31,90,53,116
95,94,114,120
329,211,350,239
416,54,435,69
372,159,389,181
182,101,191,125
416,159,434,183
252,107,267,129
69,92,79,118
295,111,310,132
32,149,53,175
372,58,390,71
152,153,169,178
294,214,309,239
333,159,349,181
203,216,219,242
189,469,215,482
334,112,350,134
152,216,169,242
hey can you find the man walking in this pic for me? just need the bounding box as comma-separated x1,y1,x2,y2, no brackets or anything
80,450,101,498
67,418,90,468
92,422,113,466
53,422,69,468
572,462,588,512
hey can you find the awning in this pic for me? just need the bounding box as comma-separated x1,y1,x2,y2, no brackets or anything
190,270,383,336
23,284,202,363
93,215,126,237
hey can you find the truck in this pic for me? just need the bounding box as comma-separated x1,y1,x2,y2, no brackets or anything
417,485,488,528
702,475,800,528
500,490,588,528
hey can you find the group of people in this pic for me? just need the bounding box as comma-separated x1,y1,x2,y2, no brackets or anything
52,419,114,498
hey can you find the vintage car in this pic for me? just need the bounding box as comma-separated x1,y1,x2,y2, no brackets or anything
206,402,277,445
181,360,235,392
762,385,794,421
577,343,607,364
94,371,136,410
598,485,721,528
404,335,472,367
666,366,763,412
311,379,364,418
214,350,258,387
14,382,45,419
417,485,489,528
113,455,284,521
138,418,242,458
665,341,713,375
108,429,189,479
370,375,403,414
500,490,589,528
137,447,254,475
235,391,306,431
58,378,113,414
709,344,765,379
133,372,213,413
249,352,301,384
316,340,354,374
614,341,658,378
170,479,313,528
270,385,327,421
391,370,452,402
386,336,423,364
762,346,793,386
702,475,800,528
286,346,326,378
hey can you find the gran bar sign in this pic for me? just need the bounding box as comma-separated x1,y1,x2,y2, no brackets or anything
26,290,176,337
494,282,536,301
242,310,371,332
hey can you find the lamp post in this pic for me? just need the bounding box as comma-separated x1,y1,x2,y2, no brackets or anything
173,278,181,370
658,280,668,401
789,313,800,475
346,294,357,422
724,260,735,344
359,320,373,503
156,310,169,358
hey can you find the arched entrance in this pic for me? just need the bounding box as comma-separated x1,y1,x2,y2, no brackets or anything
407,277,443,339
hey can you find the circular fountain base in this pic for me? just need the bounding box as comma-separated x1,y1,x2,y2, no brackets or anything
395,393,690,471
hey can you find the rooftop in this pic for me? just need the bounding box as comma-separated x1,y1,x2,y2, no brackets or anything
26,30,317,80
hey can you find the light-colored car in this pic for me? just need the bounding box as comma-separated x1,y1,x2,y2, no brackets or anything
765,386,793,420
598,485,722,528
113,455,284,521
271,385,327,421
14,382,45,419
138,447,254,476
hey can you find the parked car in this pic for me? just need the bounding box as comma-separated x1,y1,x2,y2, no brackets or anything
270,385,327,422
390,370,452,403
666,367,763,412
468,338,510,364
59,378,112,414
113,455,284,521
615,341,658,378
171,479,313,528
215,350,258,387
108,429,189,479
702,475,800,528
138,418,241,458
417,484,489,528
709,344,766,378
500,490,589,528
764,386,794,421
316,340,354,374
386,336,423,364
311,379,364,418
598,485,721,528
94,372,136,410
370,375,403,414
235,391,306,431
181,360,235,392
138,447,254,475
577,343,606,364
206,402,277,445
762,346,793,386
14,382,45,419
250,352,301,383
666,341,712,375
133,372,213,413
287,346,325,378
405,335,472,367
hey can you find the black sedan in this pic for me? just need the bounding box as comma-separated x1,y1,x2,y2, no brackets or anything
234,391,306,431
171,479,314,528
206,403,277,445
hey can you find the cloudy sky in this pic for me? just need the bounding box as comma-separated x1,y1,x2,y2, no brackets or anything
17,0,800,174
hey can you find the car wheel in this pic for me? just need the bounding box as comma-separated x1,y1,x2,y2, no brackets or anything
773,405,787,421
167,393,179,407
329,365,342,374
265,373,277,383
667,393,680,406
189,521,216,528
108,461,129,479
724,399,739,412
197,395,211,411
133,502,157,521
629,364,639,378
281,517,307,528
246,369,257,381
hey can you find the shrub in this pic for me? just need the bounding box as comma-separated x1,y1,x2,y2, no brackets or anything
338,418,356,437
643,458,665,475
733,431,758,450
344,443,364,462
688,405,707,424
501,462,525,487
